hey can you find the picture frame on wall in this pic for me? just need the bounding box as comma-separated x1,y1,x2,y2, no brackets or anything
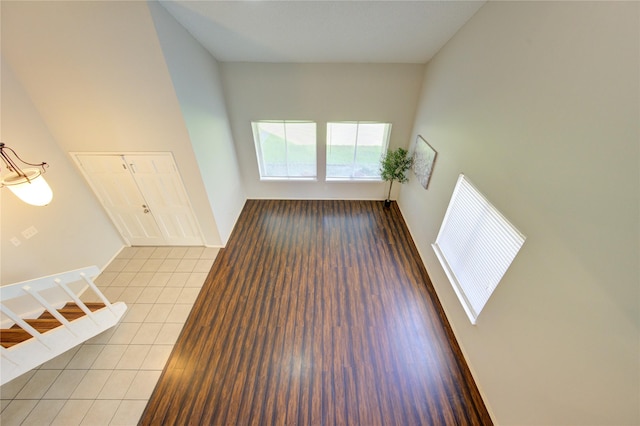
413,135,437,189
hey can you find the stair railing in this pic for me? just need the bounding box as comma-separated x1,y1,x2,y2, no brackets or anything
0,266,127,385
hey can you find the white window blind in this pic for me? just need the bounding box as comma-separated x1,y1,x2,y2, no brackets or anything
432,174,525,324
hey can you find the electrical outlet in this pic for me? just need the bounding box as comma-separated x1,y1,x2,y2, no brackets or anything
22,226,38,239
10,237,21,247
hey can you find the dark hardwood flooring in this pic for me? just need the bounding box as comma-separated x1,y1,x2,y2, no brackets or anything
140,200,491,425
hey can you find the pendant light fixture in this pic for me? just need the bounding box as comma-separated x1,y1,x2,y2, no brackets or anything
0,143,53,206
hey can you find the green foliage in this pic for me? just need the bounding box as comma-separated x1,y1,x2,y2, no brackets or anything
379,147,413,201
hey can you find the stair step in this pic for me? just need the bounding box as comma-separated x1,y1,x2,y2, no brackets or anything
1,302,106,348
11,318,63,332
0,329,34,348
39,302,106,321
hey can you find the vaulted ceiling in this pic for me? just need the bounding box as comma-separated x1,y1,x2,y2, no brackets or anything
159,0,486,63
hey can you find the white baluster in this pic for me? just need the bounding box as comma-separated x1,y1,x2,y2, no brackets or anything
80,272,117,316
55,279,99,325
22,285,78,337
0,304,51,349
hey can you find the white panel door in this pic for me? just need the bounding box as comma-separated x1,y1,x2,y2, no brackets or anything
75,155,165,246
125,154,203,245
75,153,204,246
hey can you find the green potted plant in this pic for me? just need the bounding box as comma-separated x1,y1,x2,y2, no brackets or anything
380,147,413,208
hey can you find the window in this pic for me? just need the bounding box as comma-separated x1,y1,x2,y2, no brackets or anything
432,174,526,324
326,122,391,180
252,121,316,179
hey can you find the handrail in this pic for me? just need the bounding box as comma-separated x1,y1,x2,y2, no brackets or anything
1,265,108,331
0,266,101,300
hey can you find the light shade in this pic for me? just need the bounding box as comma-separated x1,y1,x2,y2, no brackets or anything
2,168,53,206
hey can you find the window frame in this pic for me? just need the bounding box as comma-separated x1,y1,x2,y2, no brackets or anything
325,121,392,182
251,120,317,181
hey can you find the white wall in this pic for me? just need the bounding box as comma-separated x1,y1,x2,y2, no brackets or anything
399,2,639,424
1,1,222,246
221,63,424,200
1,60,124,284
148,2,246,245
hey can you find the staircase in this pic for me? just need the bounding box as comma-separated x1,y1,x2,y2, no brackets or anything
0,266,127,385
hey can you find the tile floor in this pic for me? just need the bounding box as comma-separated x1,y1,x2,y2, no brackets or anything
0,246,218,426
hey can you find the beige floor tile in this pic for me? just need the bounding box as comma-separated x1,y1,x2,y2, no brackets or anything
104,259,128,273
175,259,197,272
184,246,205,259
91,345,127,369
167,247,189,259
111,272,137,286
149,272,171,287
131,323,162,345
16,369,61,399
136,287,162,304
51,399,94,426
121,304,152,323
177,287,202,304
201,247,220,258
95,271,119,287
80,400,120,425
123,259,146,273
146,304,173,322
1,372,35,401
108,323,142,345
156,287,181,303
193,258,214,273
110,400,147,426
155,323,184,344
0,399,38,425
118,287,144,304
166,272,189,287
115,345,151,370
21,399,65,426
166,304,193,323
70,369,112,399
157,259,180,272
102,286,126,302
141,259,164,273
116,247,139,260
130,272,154,286
185,272,209,287
150,247,172,259
86,327,118,344
67,344,105,369
97,370,137,400
133,247,157,259
43,370,87,399
124,370,161,400
141,345,173,370
40,347,80,370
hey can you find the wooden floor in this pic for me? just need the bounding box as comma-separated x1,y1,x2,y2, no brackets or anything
140,200,491,425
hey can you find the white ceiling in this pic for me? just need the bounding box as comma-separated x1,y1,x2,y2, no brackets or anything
160,0,486,63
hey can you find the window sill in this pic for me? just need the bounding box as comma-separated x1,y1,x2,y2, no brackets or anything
325,178,383,183
259,177,318,182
